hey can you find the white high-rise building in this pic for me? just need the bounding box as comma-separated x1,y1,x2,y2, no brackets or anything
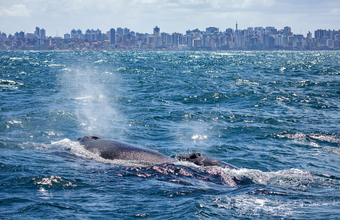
327,39,334,48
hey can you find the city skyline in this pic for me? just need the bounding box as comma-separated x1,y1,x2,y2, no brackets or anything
1,24,339,51
2,24,340,39
0,0,339,37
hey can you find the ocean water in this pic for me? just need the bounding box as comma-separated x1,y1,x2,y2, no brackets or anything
1,50,340,219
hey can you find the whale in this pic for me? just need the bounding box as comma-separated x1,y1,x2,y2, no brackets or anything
78,136,176,166
77,136,238,169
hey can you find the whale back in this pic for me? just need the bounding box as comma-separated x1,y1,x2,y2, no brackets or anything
78,136,176,165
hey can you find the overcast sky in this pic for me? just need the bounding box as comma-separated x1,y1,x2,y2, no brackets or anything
0,0,339,37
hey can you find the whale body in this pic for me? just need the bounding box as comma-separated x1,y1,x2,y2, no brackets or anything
78,136,238,169
78,136,176,166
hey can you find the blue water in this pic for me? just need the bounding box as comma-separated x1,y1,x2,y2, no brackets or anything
1,50,340,219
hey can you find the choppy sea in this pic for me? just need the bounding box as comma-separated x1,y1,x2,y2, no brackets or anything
1,50,340,219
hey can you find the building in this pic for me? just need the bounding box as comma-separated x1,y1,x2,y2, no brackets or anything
284,26,292,35
206,27,219,33
153,26,161,48
35,27,40,37
315,29,325,39
110,28,115,44
153,26,160,37
64,33,70,39
123,28,130,36
71,29,77,39
117,27,123,37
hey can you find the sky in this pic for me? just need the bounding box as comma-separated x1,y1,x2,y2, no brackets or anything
0,0,339,37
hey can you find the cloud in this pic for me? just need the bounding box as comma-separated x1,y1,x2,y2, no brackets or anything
0,0,339,36
329,8,339,15
0,4,31,17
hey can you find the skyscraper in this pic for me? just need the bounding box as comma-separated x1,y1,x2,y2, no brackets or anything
19,31,25,39
123,28,130,36
71,29,77,39
153,26,160,37
284,26,292,35
153,26,160,48
40,28,46,39
35,27,40,37
117,28,123,37
110,28,115,44
314,29,325,39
